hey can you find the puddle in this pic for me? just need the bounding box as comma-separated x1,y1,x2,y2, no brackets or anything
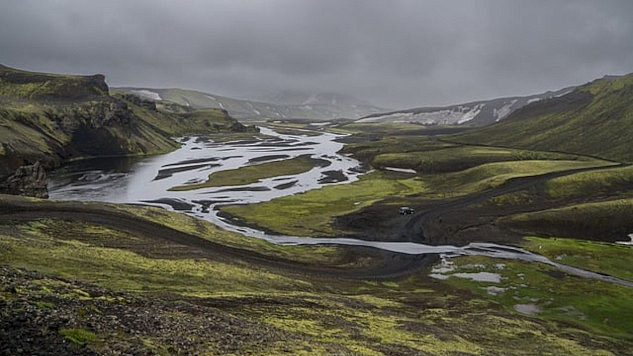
513,304,541,315
484,286,506,295
384,167,416,174
452,272,502,283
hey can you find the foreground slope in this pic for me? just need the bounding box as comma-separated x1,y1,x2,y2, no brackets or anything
1,194,632,355
453,74,633,162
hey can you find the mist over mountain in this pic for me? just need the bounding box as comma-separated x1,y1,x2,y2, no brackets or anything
115,87,387,121
1,1,632,108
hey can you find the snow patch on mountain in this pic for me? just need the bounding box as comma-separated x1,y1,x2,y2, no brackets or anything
130,90,162,101
358,104,484,125
493,100,518,122
357,85,578,126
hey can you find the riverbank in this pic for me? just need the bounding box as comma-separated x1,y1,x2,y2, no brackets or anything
2,194,632,355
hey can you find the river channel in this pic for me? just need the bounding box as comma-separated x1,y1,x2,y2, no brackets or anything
48,127,633,287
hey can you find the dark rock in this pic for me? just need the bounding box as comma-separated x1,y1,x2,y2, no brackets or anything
0,161,48,198
318,170,348,184
122,94,157,110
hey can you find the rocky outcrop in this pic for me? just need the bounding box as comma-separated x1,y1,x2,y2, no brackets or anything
0,161,48,198
121,94,157,110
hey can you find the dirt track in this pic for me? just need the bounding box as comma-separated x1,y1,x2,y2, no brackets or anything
337,163,628,246
0,196,431,280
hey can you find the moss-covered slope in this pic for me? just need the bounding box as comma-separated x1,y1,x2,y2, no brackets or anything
2,194,632,355
0,65,254,179
453,73,633,163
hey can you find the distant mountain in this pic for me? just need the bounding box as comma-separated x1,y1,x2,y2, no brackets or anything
453,73,633,163
356,86,576,127
259,90,372,107
114,87,387,122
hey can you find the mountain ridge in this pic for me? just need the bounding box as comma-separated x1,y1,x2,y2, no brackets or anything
356,86,578,126
451,72,633,162
114,87,388,121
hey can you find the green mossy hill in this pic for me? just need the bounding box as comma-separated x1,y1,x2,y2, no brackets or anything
341,135,593,174
0,65,255,180
501,198,633,242
0,64,108,101
453,73,633,163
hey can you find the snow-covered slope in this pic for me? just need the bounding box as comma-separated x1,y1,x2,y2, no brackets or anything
357,87,576,126
114,87,387,122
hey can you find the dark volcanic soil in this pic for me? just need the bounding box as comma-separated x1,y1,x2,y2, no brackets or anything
334,164,630,246
0,266,299,356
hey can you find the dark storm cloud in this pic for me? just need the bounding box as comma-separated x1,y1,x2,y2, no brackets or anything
1,0,632,108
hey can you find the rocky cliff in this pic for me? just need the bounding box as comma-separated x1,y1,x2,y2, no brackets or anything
0,65,257,197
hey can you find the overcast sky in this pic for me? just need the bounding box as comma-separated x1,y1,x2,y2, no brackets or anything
1,0,632,108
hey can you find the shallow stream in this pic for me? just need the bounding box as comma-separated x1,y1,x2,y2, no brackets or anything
49,127,633,287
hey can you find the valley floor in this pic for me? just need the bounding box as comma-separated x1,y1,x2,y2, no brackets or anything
1,193,632,355
2,123,633,355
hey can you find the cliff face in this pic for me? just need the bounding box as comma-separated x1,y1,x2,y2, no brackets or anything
0,161,48,198
0,65,257,197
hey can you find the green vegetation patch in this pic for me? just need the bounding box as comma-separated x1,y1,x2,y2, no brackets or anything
372,146,594,174
522,236,633,282
220,172,426,236
59,328,97,344
0,224,308,296
546,164,633,199
0,194,350,267
0,65,108,100
424,160,610,197
502,198,633,241
219,157,606,236
262,122,323,136
169,155,323,191
331,122,434,135
435,255,633,340
340,135,457,162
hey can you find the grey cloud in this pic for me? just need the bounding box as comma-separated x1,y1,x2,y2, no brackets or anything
1,0,632,108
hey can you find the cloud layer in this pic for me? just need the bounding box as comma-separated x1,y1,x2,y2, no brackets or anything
1,0,632,108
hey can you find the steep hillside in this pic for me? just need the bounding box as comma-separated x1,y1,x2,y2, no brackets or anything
453,74,633,162
0,65,254,196
357,86,574,126
115,87,387,121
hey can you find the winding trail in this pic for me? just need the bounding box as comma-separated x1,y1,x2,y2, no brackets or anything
0,200,429,279
2,195,632,287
